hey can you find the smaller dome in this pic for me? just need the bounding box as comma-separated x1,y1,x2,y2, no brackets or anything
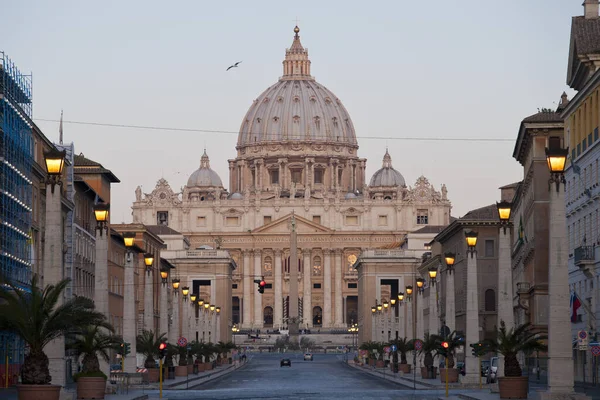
369,150,406,187
228,192,243,200
187,150,223,188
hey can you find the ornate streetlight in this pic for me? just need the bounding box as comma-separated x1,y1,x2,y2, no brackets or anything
444,252,455,274
93,202,110,236
172,278,181,292
545,146,568,191
405,285,413,301
43,148,67,193
397,292,404,304
465,231,478,257
496,200,512,234
416,278,425,294
428,265,438,286
190,293,197,304
160,267,169,285
144,253,154,275
182,286,190,301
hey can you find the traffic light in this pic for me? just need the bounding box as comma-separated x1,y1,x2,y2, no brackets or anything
470,342,484,357
158,342,167,359
254,277,266,294
119,343,125,356
440,341,449,357
124,342,131,356
441,341,449,349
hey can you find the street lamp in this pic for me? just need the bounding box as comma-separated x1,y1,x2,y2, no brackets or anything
160,268,169,285
216,307,221,314
383,300,389,310
210,305,215,312
496,201,512,234
390,298,396,307
416,278,425,294
182,286,189,301
190,293,197,303
198,298,205,307
444,252,455,275
93,202,110,236
405,285,413,301
398,292,404,304
428,266,438,286
172,278,180,292
43,148,67,193
123,232,136,248
144,253,154,275
371,306,377,314
377,303,383,312
545,146,568,191
465,231,478,257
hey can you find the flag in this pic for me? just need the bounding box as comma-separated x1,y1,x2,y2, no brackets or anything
571,292,582,323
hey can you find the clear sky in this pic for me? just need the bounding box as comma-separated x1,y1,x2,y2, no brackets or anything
2,0,584,222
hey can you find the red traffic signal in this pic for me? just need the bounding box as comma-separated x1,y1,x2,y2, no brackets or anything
441,341,449,349
159,342,167,351
260,280,266,287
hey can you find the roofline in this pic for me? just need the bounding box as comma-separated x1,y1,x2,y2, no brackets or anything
561,68,600,118
513,121,564,163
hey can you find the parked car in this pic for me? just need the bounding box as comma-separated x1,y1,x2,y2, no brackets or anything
481,360,490,377
303,353,313,361
486,357,498,383
280,358,291,367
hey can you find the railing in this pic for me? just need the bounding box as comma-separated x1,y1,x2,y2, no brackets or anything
186,249,231,258
574,245,595,265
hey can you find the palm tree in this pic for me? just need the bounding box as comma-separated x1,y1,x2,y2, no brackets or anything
484,321,547,377
419,332,442,369
359,341,377,362
68,322,121,379
0,275,105,385
136,330,167,369
436,330,463,368
389,337,413,364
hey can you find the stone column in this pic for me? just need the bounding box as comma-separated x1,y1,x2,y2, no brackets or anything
497,228,514,380
94,231,110,378
445,269,455,334
242,250,252,328
334,250,343,327
43,186,65,388
123,253,137,373
216,314,221,343
323,250,332,328
274,250,283,328
160,279,169,337
462,251,480,384
416,291,424,341
253,250,262,327
144,268,154,331
182,291,190,345
303,249,312,328
170,290,179,344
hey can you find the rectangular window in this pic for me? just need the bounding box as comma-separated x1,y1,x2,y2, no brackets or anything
345,215,358,226
485,240,494,257
157,211,168,226
232,284,238,289
291,169,302,184
589,133,593,147
225,216,240,226
264,216,272,224
265,283,273,289
416,209,428,225
197,216,206,227
313,283,322,289
271,170,279,184
313,215,321,224
314,169,323,184
378,215,388,226
348,283,357,289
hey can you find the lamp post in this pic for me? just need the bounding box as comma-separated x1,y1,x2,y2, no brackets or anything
495,200,514,381
463,230,480,384
428,264,439,371
143,253,154,331
159,264,169,339
390,298,397,341
444,252,456,333
122,232,138,373
541,145,584,399
371,305,377,342
169,277,181,344
42,147,67,388
93,202,110,379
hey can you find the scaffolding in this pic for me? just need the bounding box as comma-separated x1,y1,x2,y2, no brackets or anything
0,52,33,379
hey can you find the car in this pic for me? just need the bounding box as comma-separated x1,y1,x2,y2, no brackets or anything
486,357,498,383
481,360,490,377
280,358,291,367
304,353,313,361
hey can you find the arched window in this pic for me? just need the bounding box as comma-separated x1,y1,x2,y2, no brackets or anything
263,256,272,277
313,256,322,276
263,306,273,327
485,289,496,312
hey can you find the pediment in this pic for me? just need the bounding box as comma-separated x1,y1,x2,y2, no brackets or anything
253,213,333,234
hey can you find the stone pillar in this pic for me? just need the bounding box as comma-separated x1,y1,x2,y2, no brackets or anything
445,269,455,334
94,231,110,378
242,250,252,328
160,280,169,337
123,253,137,373
253,250,262,327
144,268,154,331
497,228,514,380
216,314,221,343
416,291,424,341
406,299,413,340
274,250,283,328
43,186,65,388
182,291,190,345
334,250,343,327
170,290,179,344
303,249,312,328
323,250,332,328
462,251,480,384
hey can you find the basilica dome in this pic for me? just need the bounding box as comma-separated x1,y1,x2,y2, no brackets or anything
237,27,357,147
370,150,406,187
187,150,223,188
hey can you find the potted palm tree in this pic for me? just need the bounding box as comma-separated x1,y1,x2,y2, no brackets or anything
0,275,104,400
136,330,166,382
437,330,462,383
359,341,377,366
484,321,547,399
69,323,122,400
419,333,441,379
175,345,188,377
373,342,385,368
390,338,413,373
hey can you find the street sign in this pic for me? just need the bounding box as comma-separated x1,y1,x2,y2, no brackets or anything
177,337,188,347
591,346,600,357
414,339,423,351
391,344,397,352
578,330,589,351
384,346,391,354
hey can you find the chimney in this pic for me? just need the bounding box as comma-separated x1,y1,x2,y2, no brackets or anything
584,0,599,19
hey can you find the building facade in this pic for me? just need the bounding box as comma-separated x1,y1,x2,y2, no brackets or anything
131,27,452,333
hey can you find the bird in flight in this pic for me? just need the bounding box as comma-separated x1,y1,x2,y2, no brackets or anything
227,61,242,71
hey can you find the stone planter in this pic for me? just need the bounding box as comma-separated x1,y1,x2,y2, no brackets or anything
498,376,529,399
368,359,375,366
399,364,411,373
203,362,213,371
147,368,159,382
439,368,459,383
421,366,437,379
17,384,61,400
76,377,107,400
375,360,385,368
187,364,193,374
175,365,188,377
197,363,205,372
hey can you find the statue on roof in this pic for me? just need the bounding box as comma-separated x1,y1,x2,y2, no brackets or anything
441,184,447,200
135,186,142,202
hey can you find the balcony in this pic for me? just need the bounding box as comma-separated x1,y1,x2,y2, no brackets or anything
574,245,595,266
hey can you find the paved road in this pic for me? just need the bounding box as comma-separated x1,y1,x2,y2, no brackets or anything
159,353,450,399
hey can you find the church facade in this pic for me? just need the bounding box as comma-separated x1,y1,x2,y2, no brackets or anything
132,26,452,331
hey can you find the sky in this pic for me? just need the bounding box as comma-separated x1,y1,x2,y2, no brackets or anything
2,0,584,222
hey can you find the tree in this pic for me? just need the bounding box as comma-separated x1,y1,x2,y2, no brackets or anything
436,330,463,369
300,336,315,351
0,275,105,385
177,345,188,366
419,332,442,369
389,337,413,364
484,321,547,377
68,322,122,380
136,330,167,369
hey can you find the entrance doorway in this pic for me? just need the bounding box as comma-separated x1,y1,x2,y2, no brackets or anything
264,306,273,327
313,306,322,327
